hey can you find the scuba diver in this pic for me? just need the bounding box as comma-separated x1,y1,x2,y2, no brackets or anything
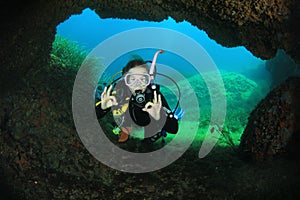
95,50,183,143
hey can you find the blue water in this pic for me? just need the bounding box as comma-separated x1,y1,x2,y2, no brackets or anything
56,8,269,79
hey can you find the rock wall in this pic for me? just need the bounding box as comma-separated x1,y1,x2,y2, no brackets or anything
239,77,300,161
1,0,299,94
1,1,300,197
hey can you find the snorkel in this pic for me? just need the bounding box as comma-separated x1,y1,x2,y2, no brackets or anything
149,49,164,82
149,49,182,115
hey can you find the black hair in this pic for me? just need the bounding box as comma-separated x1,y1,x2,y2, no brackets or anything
122,59,148,75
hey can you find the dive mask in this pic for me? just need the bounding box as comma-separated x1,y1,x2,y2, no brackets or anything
124,73,151,87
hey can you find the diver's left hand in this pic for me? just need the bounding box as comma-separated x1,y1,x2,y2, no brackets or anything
142,90,162,120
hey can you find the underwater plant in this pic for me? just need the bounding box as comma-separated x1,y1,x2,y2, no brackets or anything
50,35,89,69
50,35,107,88
218,126,237,150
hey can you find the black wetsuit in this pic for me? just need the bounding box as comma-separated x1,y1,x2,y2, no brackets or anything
95,82,178,138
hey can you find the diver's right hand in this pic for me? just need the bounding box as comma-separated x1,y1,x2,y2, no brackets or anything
101,85,118,110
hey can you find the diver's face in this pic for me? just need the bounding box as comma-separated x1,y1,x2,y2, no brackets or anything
126,67,149,95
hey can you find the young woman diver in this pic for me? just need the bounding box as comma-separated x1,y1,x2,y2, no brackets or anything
95,50,182,143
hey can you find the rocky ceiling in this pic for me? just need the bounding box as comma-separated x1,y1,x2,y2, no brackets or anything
1,0,299,93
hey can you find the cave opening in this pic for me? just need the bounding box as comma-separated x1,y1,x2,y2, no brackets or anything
50,8,272,148
55,8,269,75
1,2,300,199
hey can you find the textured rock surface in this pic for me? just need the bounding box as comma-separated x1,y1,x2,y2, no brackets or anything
239,77,300,161
1,0,300,93
1,66,299,198
1,1,300,198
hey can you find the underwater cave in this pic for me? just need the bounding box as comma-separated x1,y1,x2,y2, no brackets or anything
1,0,300,199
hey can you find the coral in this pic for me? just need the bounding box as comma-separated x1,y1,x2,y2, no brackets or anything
169,72,261,108
161,71,265,136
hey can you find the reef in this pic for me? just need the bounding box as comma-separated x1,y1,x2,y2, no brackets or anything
239,77,300,161
1,0,300,93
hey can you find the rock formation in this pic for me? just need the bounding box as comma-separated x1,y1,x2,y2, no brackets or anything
1,0,300,93
239,77,300,161
1,1,300,197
